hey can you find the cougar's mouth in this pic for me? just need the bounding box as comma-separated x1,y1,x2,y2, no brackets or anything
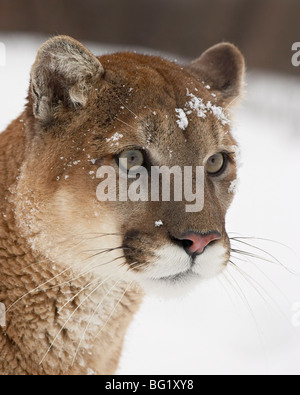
152,269,196,283
132,242,228,295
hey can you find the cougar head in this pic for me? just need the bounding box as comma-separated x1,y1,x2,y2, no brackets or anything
14,36,245,296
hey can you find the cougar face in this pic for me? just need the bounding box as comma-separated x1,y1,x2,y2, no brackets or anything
14,36,245,296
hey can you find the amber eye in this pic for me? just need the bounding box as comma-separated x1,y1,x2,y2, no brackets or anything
118,149,145,172
206,153,226,175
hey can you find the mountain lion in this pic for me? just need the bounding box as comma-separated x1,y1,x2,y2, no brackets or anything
0,36,245,375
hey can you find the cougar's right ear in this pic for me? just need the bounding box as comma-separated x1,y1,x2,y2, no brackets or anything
30,35,104,123
188,43,245,107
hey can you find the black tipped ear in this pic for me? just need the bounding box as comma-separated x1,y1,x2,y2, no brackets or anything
30,35,104,123
188,43,245,107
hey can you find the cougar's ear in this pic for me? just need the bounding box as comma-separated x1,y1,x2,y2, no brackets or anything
30,35,104,123
188,43,245,107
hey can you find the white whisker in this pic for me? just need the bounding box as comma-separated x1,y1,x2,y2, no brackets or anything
93,281,134,342
39,276,113,365
71,279,123,366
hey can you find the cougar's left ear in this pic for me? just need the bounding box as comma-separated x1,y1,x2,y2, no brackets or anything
30,35,104,123
188,43,245,107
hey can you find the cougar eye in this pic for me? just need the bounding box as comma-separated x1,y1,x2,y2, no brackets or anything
118,149,145,171
206,153,226,176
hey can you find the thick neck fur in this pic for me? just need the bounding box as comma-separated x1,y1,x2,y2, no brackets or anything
0,118,142,375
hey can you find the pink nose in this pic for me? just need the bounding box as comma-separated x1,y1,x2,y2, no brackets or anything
179,231,221,255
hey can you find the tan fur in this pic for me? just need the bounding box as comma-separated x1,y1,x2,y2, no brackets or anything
0,36,245,375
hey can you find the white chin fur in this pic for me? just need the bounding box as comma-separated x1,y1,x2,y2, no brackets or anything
138,272,201,299
136,243,227,298
191,244,227,278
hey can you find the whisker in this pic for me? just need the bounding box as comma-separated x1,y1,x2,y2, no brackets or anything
115,117,136,131
225,94,242,109
57,273,113,314
251,261,293,306
42,255,127,293
225,269,254,315
39,276,115,365
231,248,278,265
226,267,267,345
229,260,274,308
230,235,298,254
40,257,145,365
71,279,124,366
217,274,238,309
231,246,299,277
71,260,142,366
86,247,129,260
116,95,158,134
44,253,139,297
93,281,134,342
80,247,128,254
8,241,127,311
222,270,253,314
222,269,264,347
83,255,127,272
230,257,296,312
6,266,73,313
22,258,49,271
116,97,142,121
230,237,298,273
70,257,146,366
229,260,300,338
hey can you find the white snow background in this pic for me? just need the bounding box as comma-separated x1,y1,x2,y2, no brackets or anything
1,34,300,375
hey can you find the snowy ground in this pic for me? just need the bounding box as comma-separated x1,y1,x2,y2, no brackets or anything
1,34,300,375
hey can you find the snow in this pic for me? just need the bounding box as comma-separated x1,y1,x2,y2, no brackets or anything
175,108,189,130
231,145,242,169
180,89,231,127
106,132,124,147
228,178,238,194
207,101,230,125
1,33,300,375
106,132,124,143
185,89,207,119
